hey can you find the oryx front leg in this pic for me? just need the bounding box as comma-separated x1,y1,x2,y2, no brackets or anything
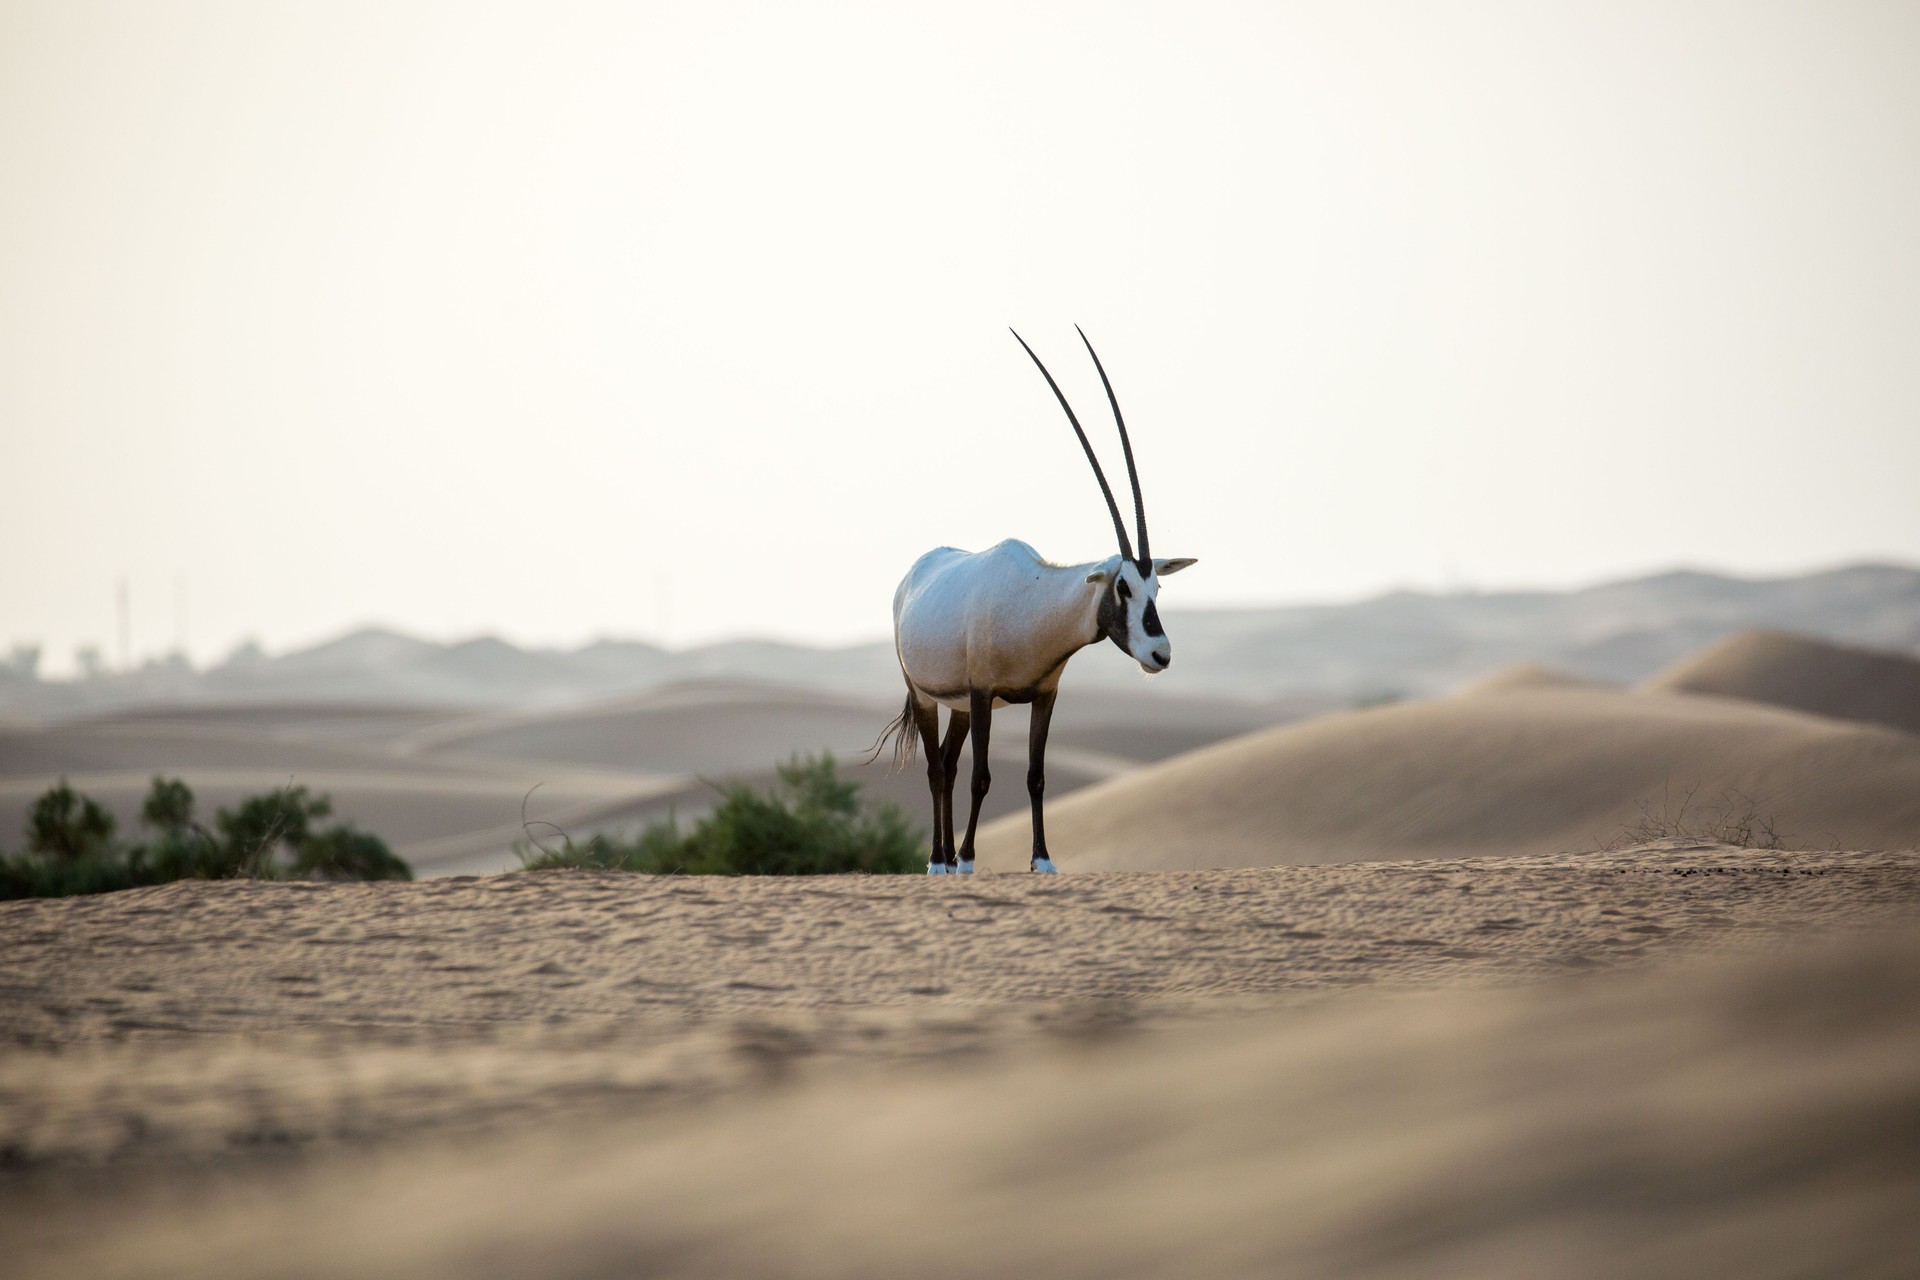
1027,688,1059,873
955,688,993,874
939,708,969,873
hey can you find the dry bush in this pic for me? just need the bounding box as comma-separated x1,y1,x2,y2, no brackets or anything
1615,781,1785,850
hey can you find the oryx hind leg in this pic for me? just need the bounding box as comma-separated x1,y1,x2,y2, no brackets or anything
940,707,970,873
909,691,947,875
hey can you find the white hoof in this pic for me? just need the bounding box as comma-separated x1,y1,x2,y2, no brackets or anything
956,859,975,875
1031,858,1058,874
927,861,949,875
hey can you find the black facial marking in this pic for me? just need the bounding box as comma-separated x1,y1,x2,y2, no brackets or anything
1094,580,1130,655
1142,598,1164,639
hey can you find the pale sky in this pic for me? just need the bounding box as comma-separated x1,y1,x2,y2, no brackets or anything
4,1,1918,675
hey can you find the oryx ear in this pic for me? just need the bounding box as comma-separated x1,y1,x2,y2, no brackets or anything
1152,557,1197,577
1085,569,1111,585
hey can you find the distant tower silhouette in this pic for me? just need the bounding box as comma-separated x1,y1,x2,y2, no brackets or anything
656,569,672,647
174,573,188,660
116,575,131,671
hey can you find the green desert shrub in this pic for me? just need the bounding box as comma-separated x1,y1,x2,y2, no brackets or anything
293,825,414,881
0,848,148,899
517,753,921,876
214,784,333,878
27,779,119,860
0,776,411,900
140,776,196,832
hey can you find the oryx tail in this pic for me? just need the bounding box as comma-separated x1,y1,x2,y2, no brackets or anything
863,690,919,771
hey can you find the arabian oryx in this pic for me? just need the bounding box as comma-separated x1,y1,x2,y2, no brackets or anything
874,328,1195,875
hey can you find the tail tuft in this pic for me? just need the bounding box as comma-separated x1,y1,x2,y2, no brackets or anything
862,692,919,772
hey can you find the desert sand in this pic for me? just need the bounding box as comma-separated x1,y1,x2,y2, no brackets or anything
3,844,1918,1278
972,683,1920,872
6,631,1920,1275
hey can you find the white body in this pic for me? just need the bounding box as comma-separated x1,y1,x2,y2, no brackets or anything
894,539,1174,708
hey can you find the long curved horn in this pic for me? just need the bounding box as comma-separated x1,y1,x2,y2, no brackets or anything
1075,325,1148,566
1010,328,1133,562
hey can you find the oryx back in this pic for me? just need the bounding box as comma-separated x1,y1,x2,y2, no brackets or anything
893,540,1099,709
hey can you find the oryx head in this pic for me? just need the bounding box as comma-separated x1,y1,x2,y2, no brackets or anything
1012,327,1198,675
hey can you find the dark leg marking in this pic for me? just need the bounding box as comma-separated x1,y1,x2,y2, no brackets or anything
957,687,993,865
1027,688,1057,868
939,708,969,868
910,693,944,866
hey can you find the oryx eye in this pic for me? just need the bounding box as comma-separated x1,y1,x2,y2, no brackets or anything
1117,580,1131,601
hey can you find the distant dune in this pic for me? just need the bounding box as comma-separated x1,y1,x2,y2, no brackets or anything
1644,629,1920,737
0,712,473,781
393,681,903,774
1455,662,1612,695
398,679,1307,774
974,685,1920,872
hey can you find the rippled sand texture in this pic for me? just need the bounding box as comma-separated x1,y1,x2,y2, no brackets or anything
3,845,1918,1278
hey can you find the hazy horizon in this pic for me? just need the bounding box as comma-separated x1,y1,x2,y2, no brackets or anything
6,2,1918,677
16,555,1917,682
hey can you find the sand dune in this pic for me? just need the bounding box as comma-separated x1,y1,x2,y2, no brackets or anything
3,846,1917,1278
392,680,902,773
62,701,470,744
0,715,479,780
1644,629,1920,736
1456,662,1612,695
973,685,1920,872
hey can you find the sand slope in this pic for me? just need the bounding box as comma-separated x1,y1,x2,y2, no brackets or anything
1644,629,1920,737
974,686,1920,872
0,714,479,780
392,681,902,773
3,847,1917,1279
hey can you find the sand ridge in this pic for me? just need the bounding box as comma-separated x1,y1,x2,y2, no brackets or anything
1644,629,1920,736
